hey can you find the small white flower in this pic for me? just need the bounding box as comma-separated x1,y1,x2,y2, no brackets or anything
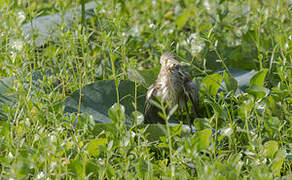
10,39,24,51
284,43,289,50
186,33,205,56
17,11,26,24
36,171,45,179
203,0,211,11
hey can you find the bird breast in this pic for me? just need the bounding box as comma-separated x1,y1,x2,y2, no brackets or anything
156,68,184,107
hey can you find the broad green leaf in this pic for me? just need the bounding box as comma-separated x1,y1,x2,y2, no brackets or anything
196,129,212,150
0,77,15,120
138,67,160,87
19,1,98,48
108,103,126,124
69,159,84,177
141,123,195,142
92,123,115,136
0,122,10,138
246,69,270,99
170,122,182,136
223,71,238,92
246,86,270,99
263,140,278,158
128,66,160,88
63,80,147,124
190,129,212,150
143,124,168,142
249,69,268,87
194,118,210,131
247,69,269,99
201,73,223,96
176,10,191,29
87,138,107,157
271,150,286,176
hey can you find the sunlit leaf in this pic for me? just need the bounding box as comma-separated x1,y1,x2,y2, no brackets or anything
0,122,10,138
69,159,84,177
170,122,182,136
201,73,223,96
271,150,286,176
194,129,212,150
108,103,126,124
263,140,278,158
87,138,107,157
246,86,270,99
176,10,191,29
249,69,268,87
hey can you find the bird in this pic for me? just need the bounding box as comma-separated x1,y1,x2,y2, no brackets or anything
144,52,199,130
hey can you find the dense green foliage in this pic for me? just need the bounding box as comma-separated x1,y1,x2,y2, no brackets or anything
0,0,291,179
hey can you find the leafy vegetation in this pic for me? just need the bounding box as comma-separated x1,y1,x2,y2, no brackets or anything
0,0,291,179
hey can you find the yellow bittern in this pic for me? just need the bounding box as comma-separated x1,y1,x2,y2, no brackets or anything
144,52,199,129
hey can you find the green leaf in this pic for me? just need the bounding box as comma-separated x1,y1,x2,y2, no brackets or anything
141,123,194,142
196,129,212,150
167,104,178,120
263,140,278,158
201,73,223,96
130,111,144,126
247,69,269,98
69,159,84,177
223,71,238,92
87,138,107,157
0,121,9,134
186,129,212,151
0,77,15,120
176,10,191,29
128,66,160,88
20,1,98,47
143,124,168,142
108,103,126,124
92,123,115,136
13,156,31,179
63,80,147,124
249,69,268,87
246,86,270,99
170,122,182,136
193,118,210,131
271,150,286,176
136,159,148,178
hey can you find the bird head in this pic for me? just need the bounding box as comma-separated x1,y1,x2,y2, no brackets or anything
160,52,180,70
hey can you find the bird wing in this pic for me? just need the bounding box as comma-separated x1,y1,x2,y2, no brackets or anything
144,84,165,124
144,84,155,118
184,81,199,118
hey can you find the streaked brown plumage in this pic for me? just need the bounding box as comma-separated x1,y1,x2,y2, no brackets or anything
144,52,199,127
